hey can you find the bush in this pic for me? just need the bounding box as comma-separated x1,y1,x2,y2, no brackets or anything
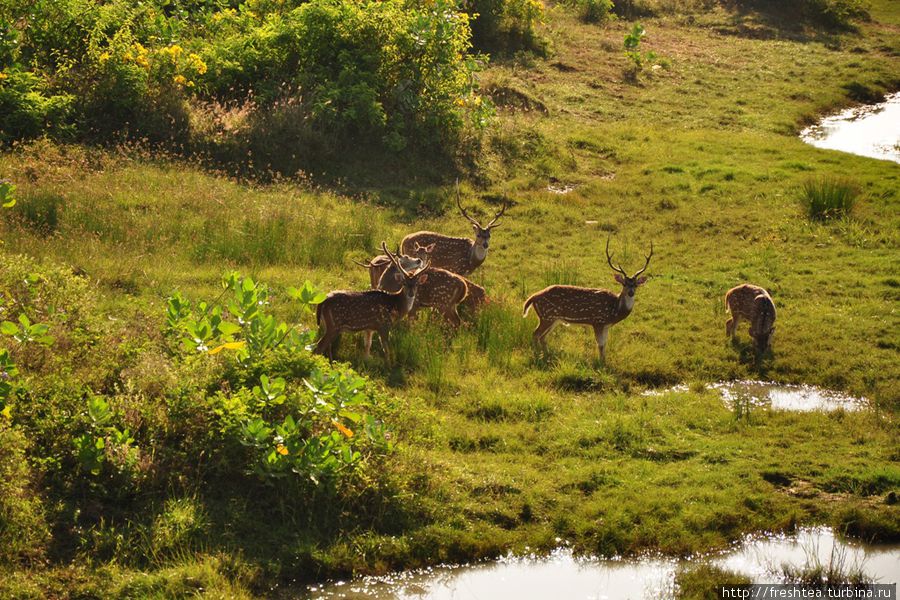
1,0,493,155
466,0,546,55
574,0,615,23
800,176,859,220
0,424,49,565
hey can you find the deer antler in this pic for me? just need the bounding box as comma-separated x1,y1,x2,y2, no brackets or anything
632,242,654,278
351,258,373,269
382,241,411,278
456,179,480,227
486,199,508,229
605,236,628,277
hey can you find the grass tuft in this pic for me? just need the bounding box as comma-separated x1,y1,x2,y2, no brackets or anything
801,176,860,221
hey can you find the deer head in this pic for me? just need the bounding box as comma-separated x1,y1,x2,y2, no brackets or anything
456,181,507,252
606,236,653,299
382,242,429,311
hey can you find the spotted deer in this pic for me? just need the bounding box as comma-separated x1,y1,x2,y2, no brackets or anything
316,242,429,363
368,243,469,328
725,283,776,353
523,238,653,359
400,184,507,277
354,242,434,289
459,278,487,315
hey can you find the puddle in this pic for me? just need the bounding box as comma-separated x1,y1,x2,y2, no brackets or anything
298,528,899,599
800,92,900,163
714,527,900,585
714,380,867,412
643,381,867,412
547,183,577,194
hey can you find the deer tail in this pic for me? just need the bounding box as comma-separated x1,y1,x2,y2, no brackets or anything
523,294,536,317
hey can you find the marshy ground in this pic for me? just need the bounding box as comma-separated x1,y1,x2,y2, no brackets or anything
0,1,898,598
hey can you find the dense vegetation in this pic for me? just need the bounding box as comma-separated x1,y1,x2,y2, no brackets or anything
1,0,898,597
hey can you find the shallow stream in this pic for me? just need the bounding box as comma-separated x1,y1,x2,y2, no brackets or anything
299,528,899,599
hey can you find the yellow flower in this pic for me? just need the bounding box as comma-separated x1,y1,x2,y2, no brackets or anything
173,74,187,86
186,80,195,88
0,72,7,80
98,51,111,63
136,55,150,69
276,444,289,456
132,42,146,55
189,53,208,75
169,44,183,57
455,98,465,107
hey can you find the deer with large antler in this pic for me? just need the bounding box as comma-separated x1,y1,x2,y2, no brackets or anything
358,242,470,328
353,242,434,289
400,183,507,277
316,242,429,363
523,237,653,359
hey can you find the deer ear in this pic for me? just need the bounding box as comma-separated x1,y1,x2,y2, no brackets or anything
635,276,648,285
417,274,428,284
614,274,626,285
425,243,435,253
394,272,404,283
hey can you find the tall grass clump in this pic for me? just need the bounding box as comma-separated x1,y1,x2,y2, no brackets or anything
474,302,532,369
801,176,860,221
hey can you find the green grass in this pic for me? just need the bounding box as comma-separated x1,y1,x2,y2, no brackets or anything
1,1,899,597
800,175,861,220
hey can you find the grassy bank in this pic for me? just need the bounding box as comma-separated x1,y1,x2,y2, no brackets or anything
1,1,898,597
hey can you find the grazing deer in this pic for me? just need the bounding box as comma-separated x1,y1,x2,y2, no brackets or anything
725,284,776,353
316,242,429,363
459,278,487,315
354,242,434,289
400,184,507,277
523,238,653,359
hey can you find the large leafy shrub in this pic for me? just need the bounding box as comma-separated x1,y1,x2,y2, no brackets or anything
1,0,492,154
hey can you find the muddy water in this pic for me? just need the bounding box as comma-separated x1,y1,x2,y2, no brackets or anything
713,380,867,412
800,92,900,163
300,528,899,599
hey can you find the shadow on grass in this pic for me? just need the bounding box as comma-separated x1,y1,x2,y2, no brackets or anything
716,0,865,46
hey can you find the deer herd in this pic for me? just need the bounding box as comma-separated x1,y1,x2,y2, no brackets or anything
315,185,776,364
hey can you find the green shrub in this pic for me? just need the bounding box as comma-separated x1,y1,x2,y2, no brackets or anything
0,70,75,143
574,0,615,23
2,0,491,154
0,423,49,565
467,0,546,55
801,176,859,220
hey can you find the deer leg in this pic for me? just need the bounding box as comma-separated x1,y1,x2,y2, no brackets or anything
726,315,739,338
363,331,374,358
377,327,392,366
315,328,338,359
533,318,558,352
442,306,462,329
593,324,610,360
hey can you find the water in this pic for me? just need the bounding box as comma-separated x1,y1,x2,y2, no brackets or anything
299,528,900,599
643,381,867,412
800,92,900,163
714,380,867,412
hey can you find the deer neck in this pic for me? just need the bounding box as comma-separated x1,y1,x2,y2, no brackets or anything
470,241,487,266
617,290,636,316
392,288,416,317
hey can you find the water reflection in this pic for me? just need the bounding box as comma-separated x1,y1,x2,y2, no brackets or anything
300,528,899,599
800,92,900,163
